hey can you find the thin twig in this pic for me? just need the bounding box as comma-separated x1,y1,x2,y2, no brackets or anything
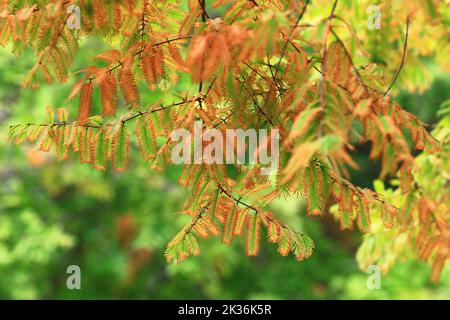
181,205,209,241
10,97,197,130
383,17,410,96
317,0,338,139
86,35,192,83
218,185,305,236
320,0,339,111
198,0,209,20
197,0,209,109
274,0,311,78
330,29,369,95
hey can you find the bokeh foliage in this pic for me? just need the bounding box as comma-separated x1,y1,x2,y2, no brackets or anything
0,40,448,298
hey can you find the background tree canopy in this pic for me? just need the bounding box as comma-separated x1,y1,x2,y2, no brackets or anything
0,0,449,299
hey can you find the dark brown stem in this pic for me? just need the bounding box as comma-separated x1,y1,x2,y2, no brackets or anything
87,35,192,82
181,205,209,241
320,0,339,111
383,17,410,96
274,0,310,78
330,29,370,95
198,0,209,21
10,98,196,130
218,185,304,236
197,0,209,108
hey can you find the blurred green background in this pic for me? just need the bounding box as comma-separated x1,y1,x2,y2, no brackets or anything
0,37,449,299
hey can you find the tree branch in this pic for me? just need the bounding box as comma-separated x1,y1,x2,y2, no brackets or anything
218,185,305,236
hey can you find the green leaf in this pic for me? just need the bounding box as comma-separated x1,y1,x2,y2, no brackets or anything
357,196,370,232
246,213,261,256
55,126,68,160
112,124,129,172
222,206,238,245
340,187,353,229
306,165,321,215
291,233,314,261
136,117,156,160
93,129,107,170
